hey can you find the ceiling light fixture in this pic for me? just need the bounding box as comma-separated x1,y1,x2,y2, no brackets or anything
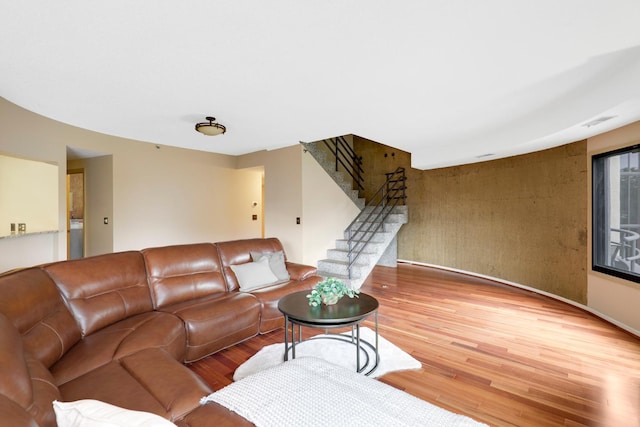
195,116,226,136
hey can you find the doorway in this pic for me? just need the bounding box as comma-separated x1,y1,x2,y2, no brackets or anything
67,169,84,259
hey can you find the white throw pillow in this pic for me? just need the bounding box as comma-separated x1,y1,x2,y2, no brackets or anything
250,250,290,281
53,399,177,427
230,257,279,291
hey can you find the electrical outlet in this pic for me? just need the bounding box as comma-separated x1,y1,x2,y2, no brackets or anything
103,217,109,225
296,217,300,225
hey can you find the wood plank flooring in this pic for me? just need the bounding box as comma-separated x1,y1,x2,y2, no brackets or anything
188,263,640,427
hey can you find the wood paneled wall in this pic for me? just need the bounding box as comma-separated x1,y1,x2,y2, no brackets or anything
355,137,588,304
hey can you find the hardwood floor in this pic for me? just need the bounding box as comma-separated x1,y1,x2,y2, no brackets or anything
188,263,640,427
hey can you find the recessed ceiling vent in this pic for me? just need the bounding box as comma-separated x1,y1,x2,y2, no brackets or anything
582,116,616,128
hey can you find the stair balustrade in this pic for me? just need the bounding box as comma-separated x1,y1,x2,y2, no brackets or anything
303,138,408,288
345,167,407,279
322,135,365,193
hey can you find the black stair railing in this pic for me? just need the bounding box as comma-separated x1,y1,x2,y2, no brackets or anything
345,167,407,279
322,135,365,192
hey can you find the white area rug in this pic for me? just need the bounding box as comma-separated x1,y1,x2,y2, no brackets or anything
203,357,487,427
234,327,422,381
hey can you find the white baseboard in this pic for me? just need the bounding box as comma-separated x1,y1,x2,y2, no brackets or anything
397,259,640,338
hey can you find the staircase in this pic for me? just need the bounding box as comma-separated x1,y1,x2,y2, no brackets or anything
301,138,365,209
302,138,408,290
317,204,408,289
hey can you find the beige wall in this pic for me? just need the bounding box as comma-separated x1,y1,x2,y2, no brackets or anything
0,97,265,270
232,166,264,241
83,155,114,256
68,156,114,257
301,149,361,266
0,233,59,272
0,100,68,263
109,142,259,250
237,145,361,266
0,154,58,234
587,121,640,331
237,146,304,263
2,95,638,333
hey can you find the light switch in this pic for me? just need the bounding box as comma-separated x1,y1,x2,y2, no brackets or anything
104,217,109,225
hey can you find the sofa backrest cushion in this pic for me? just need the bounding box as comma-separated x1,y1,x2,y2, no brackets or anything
43,252,153,337
216,238,287,292
0,268,81,367
142,243,228,309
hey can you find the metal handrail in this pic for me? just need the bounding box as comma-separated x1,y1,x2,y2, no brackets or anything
345,167,407,278
322,135,365,191
610,228,640,268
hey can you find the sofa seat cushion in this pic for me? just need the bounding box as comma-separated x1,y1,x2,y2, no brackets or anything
249,276,321,333
52,311,186,386
58,348,212,423
160,293,261,362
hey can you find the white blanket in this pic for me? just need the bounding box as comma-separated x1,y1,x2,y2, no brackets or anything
201,357,487,427
233,327,422,381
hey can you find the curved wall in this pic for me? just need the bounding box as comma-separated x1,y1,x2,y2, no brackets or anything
399,141,588,304
359,128,639,333
587,122,640,332
354,138,587,304
0,98,263,271
355,137,588,305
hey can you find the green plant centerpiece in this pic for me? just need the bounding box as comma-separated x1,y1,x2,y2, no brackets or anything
307,277,359,307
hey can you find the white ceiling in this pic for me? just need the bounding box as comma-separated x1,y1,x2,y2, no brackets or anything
2,1,640,169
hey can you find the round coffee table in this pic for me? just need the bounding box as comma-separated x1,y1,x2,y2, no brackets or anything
277,290,379,375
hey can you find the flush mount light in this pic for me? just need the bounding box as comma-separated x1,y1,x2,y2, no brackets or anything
195,116,226,136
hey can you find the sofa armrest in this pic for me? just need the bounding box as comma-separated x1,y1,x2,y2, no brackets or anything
285,262,318,281
0,395,38,427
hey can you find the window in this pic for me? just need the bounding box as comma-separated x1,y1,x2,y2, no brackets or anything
593,144,640,283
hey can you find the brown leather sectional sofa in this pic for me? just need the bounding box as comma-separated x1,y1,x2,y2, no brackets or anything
0,238,321,427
